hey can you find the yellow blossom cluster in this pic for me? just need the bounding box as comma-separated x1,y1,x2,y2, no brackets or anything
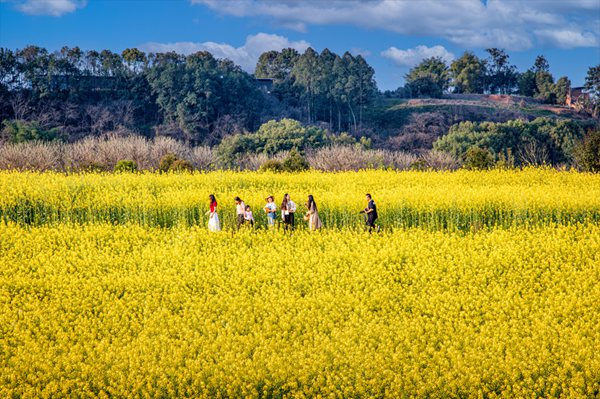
0,168,599,229
1,223,599,398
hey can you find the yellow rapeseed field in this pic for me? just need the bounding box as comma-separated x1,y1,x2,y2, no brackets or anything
1,169,599,398
1,168,599,229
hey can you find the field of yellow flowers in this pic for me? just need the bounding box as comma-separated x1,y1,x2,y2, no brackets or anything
1,169,600,398
1,168,600,229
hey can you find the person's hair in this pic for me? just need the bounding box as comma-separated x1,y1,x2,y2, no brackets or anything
209,194,217,205
307,194,316,211
234,196,241,202
245,205,251,210
281,193,288,210
366,193,372,199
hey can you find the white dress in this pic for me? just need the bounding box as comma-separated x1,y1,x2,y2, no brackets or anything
208,211,221,232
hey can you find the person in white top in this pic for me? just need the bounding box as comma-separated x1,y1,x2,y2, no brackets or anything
234,196,245,229
264,195,277,228
244,205,255,227
281,193,296,231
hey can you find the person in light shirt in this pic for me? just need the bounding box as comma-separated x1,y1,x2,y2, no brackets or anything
281,193,296,231
234,196,245,229
243,205,254,227
263,195,277,228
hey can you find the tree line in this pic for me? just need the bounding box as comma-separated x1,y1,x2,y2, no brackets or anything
0,46,377,144
395,48,598,112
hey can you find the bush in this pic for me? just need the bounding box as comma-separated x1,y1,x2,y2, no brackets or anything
159,152,193,172
217,119,328,167
170,159,194,172
463,147,495,170
1,120,62,143
259,159,284,172
574,130,600,172
159,153,178,172
282,148,309,172
114,160,138,173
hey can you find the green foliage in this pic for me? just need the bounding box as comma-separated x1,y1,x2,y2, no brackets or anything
159,153,178,172
574,130,600,172
282,148,309,172
159,153,193,172
450,52,486,94
434,118,586,165
170,159,193,172
258,159,284,172
534,71,555,103
584,65,600,117
463,147,495,170
405,57,450,98
329,132,356,146
1,120,62,143
485,48,518,94
410,159,428,171
114,160,137,173
217,119,327,167
554,77,571,105
518,70,537,97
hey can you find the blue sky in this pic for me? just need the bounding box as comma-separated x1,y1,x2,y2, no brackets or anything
1,0,599,90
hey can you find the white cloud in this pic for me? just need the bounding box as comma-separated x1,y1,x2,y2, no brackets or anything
535,29,599,48
381,45,454,67
13,0,86,16
350,47,371,57
192,0,600,50
141,33,310,72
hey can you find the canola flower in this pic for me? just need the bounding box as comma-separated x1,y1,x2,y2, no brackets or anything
1,223,599,398
0,168,599,229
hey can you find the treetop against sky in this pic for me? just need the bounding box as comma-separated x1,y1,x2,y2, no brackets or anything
0,0,598,90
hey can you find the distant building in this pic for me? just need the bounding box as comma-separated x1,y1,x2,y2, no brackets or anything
566,87,589,109
255,78,273,94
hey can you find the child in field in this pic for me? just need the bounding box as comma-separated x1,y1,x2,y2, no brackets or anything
244,205,254,227
264,195,277,228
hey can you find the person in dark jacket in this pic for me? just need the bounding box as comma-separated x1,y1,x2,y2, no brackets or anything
363,193,379,233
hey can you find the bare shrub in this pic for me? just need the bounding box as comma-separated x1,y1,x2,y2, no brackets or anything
189,146,215,171
518,140,550,166
0,141,63,171
421,150,461,170
150,137,191,169
308,146,417,171
236,152,288,171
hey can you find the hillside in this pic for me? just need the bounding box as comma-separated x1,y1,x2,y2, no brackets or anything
366,94,598,151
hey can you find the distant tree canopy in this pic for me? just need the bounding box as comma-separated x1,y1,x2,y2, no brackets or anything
434,118,587,165
255,47,377,132
0,45,378,143
216,118,328,167
399,50,582,106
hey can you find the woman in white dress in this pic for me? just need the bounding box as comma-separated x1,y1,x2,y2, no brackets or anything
207,194,221,231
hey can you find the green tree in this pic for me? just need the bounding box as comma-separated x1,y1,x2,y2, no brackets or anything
535,71,555,103
554,76,571,105
405,57,450,98
1,120,62,143
485,48,518,94
450,52,486,94
518,70,537,97
292,48,320,123
584,65,600,117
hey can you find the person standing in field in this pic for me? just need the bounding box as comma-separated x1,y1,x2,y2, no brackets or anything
207,194,221,232
264,195,277,228
362,193,379,233
244,205,255,227
305,194,322,231
281,193,297,231
235,197,245,229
